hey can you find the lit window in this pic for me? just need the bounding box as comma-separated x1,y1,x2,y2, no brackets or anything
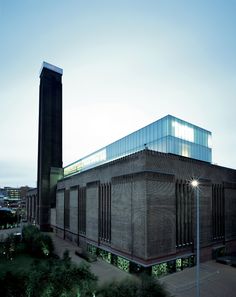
208,134,212,148
181,144,190,157
172,121,194,142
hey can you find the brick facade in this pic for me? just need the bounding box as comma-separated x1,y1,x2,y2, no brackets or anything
26,149,236,267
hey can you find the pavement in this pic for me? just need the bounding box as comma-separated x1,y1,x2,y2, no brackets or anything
49,233,236,297
49,232,131,285
0,226,23,241
161,261,236,297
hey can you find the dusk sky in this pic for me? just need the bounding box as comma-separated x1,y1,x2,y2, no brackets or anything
1,0,236,187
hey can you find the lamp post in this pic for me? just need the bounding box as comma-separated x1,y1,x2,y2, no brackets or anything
191,180,200,297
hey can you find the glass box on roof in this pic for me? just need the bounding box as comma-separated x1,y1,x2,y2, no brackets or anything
64,115,212,177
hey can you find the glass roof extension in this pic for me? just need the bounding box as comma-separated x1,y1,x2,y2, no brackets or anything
64,115,212,177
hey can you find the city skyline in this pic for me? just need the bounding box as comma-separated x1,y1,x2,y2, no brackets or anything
1,0,236,187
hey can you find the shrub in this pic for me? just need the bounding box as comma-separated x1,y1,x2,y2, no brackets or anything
139,273,171,297
31,233,54,258
0,209,17,229
96,278,139,297
27,251,97,297
22,225,40,244
96,274,172,297
22,225,54,258
3,234,19,259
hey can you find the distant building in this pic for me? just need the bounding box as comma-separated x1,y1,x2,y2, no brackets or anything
0,186,30,209
26,62,236,275
0,193,5,207
2,186,30,199
4,187,21,199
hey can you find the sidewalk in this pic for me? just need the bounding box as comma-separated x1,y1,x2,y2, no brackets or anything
0,226,22,241
49,233,131,284
161,261,236,297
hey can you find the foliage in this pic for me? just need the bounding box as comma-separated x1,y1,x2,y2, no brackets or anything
26,251,97,297
31,233,54,257
96,278,139,297
117,256,129,272
138,273,171,297
22,224,40,244
0,227,172,297
0,253,37,278
0,250,97,297
97,249,111,263
152,262,168,277
22,224,54,258
0,271,28,297
2,234,18,259
96,274,171,297
0,209,18,229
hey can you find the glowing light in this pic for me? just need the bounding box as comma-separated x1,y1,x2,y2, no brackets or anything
208,134,212,148
181,144,190,157
172,121,194,142
191,180,199,187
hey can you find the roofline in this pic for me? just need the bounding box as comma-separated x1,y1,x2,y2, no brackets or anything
39,61,63,76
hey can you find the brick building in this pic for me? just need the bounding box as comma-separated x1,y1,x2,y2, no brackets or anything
26,62,236,275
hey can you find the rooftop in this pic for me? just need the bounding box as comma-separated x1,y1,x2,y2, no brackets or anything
39,61,63,76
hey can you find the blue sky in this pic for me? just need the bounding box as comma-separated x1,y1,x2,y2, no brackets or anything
0,0,236,187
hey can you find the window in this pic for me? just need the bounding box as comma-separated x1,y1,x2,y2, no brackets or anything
64,189,70,228
78,187,86,234
212,184,224,240
176,180,193,247
99,183,111,243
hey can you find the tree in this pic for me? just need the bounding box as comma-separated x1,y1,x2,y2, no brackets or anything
26,251,97,297
0,209,16,229
22,225,54,257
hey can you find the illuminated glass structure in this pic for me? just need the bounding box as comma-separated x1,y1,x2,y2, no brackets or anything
64,115,212,177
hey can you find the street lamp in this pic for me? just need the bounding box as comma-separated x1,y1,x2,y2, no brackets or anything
191,179,200,297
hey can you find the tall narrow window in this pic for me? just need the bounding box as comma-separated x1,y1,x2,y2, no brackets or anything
99,183,111,243
78,187,86,235
176,180,193,247
212,184,224,240
64,189,70,229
